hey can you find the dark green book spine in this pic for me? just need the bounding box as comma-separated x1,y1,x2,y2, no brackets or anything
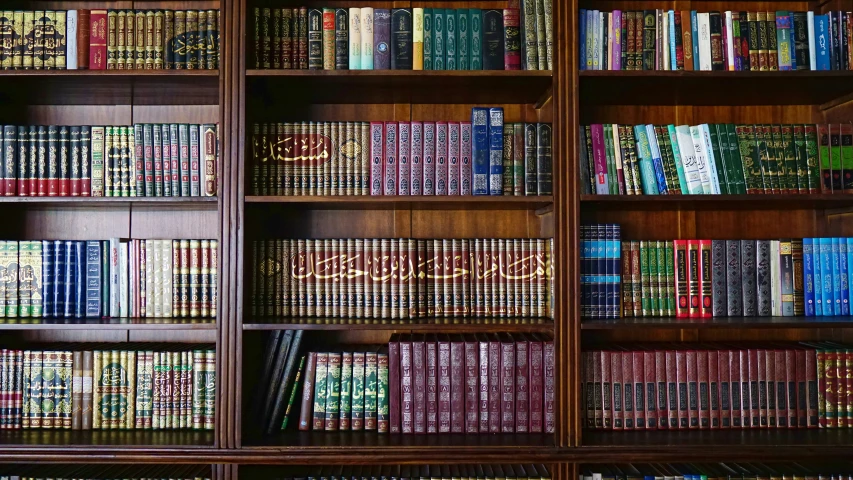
206,9,217,69
445,9,456,70
470,9,482,70
311,352,328,430
781,124,799,193
457,10,469,70
47,125,58,196
337,352,352,430
769,124,786,193
423,9,433,70
725,124,747,194
350,351,365,430
804,124,820,194
654,125,678,193
324,353,342,430
482,9,503,69
793,124,809,193
647,239,660,315
433,9,444,70
377,352,389,433
281,355,307,430
708,124,730,194
307,8,323,70
363,352,378,430
756,124,776,193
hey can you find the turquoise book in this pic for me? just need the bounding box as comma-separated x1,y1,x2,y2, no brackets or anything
457,10,469,69
423,8,433,70
433,9,445,70
666,125,689,193
469,9,482,69
633,125,660,195
445,8,457,70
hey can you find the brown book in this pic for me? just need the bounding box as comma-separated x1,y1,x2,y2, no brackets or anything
682,11,694,70
298,7,308,69
76,10,91,69
81,351,93,430
164,10,174,69
154,10,165,69
71,351,82,430
766,11,778,71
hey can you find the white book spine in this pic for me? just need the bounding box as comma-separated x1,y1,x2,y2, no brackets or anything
662,13,669,71
807,12,817,70
770,240,781,316
413,8,424,70
607,12,614,70
162,240,173,318
689,126,712,194
349,8,362,70
153,240,162,317
675,125,703,194
145,240,154,318
109,238,120,317
67,11,78,70
698,13,712,71
596,12,603,70
360,8,374,70
119,242,128,318
700,124,721,194
725,12,735,70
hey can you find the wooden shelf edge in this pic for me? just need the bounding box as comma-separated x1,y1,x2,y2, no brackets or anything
246,196,554,210
0,319,216,330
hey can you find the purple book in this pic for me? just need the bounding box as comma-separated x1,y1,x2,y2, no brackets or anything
612,10,622,70
460,122,472,195
423,122,436,195
435,122,448,195
398,122,411,195
374,9,391,69
448,122,461,195
410,122,423,195
590,124,609,194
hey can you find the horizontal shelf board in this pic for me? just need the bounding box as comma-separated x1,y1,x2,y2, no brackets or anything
0,70,218,77
580,194,853,210
246,70,552,104
0,318,216,330
0,197,218,207
246,196,553,210
0,430,215,449
578,70,853,105
244,318,553,332
582,316,853,329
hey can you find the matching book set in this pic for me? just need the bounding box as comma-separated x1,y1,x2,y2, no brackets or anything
0,239,218,320
0,124,219,198
580,123,853,196
269,465,551,480
579,9,853,71
0,10,220,70
581,464,853,479
251,115,553,197
0,345,215,430
253,2,552,71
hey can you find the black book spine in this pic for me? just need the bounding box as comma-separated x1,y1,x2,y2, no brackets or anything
268,330,305,433
755,239,771,316
482,9,504,70
29,126,39,195
740,239,757,316
831,11,840,70
334,9,348,70
307,8,323,70
391,9,413,70
842,13,849,71
59,125,69,196
792,12,809,70
524,123,537,196
261,329,294,426
711,240,727,316
16,127,26,196
80,126,90,196
69,126,80,196
780,239,794,316
374,9,391,70
579,126,591,195
725,239,743,316
207,9,218,69
536,123,552,195
47,125,58,196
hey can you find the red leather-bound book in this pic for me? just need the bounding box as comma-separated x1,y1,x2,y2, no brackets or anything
461,240,471,317
464,337,479,433
528,335,543,433
435,121,448,196
794,348,807,428
369,122,383,195
739,349,752,428
592,350,602,428
685,349,699,429
698,240,713,318
449,336,465,433
803,347,818,427
787,348,800,428
498,239,509,318
756,348,768,428
650,349,664,429
499,334,515,432
633,351,645,430
488,334,502,432
773,349,785,428
816,346,829,427
718,349,731,428
406,239,418,317
542,337,555,433
442,239,453,317
89,10,108,70
425,337,438,433
398,122,411,196
697,350,709,429
665,350,677,429
601,349,612,430
460,122,473,195
400,337,414,433
412,336,426,434
673,240,689,318
388,336,401,433
437,336,451,433
417,240,427,318
687,240,700,318
514,337,529,433
478,335,490,432
502,8,520,70
747,349,760,428
615,350,628,430
730,348,743,428
298,352,317,431
371,239,384,319
842,348,852,428
708,350,720,429
490,239,500,317
676,349,688,429
472,239,484,317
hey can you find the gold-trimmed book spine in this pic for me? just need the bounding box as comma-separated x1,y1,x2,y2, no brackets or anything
116,10,126,69
154,10,165,69
135,10,145,69
44,10,56,70
185,10,198,69
106,10,117,69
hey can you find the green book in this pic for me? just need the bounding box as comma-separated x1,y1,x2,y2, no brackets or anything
56,350,72,430
377,352,389,432
769,125,786,192
28,351,43,428
202,349,216,431
804,124,821,193
190,350,203,430
445,9,456,70
337,353,353,430
780,125,800,193
457,10,469,69
736,125,761,193
41,350,56,428
656,125,680,194
423,9,433,70
666,125,689,193
653,241,664,316
433,9,445,70
756,125,776,192
3,241,18,317
324,353,342,430
602,124,615,194
350,352,365,430
469,9,482,70
793,125,809,193
639,241,651,317
19,241,43,318
281,355,307,431
831,124,844,192
819,124,833,192
364,351,378,430
842,124,853,192
708,124,730,194
312,352,328,430
725,124,747,194
664,241,676,316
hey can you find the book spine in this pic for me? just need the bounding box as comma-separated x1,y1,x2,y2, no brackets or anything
464,341,478,433
435,122,448,195
391,9,413,69
500,339,515,432
364,352,378,430
438,339,451,432
488,108,504,195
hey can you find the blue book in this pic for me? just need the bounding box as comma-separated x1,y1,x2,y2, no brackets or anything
488,107,504,195
848,238,853,316
53,240,64,318
101,240,110,313
596,225,606,318
789,15,798,70
815,15,830,70
832,237,842,315
840,237,849,315
820,238,833,316
579,9,587,69
804,238,816,316
814,238,824,316
645,124,669,194
41,240,54,318
691,11,700,70
75,241,85,318
64,240,75,318
433,9,445,70
471,107,489,195
669,11,677,70
632,125,660,195
86,240,102,318
608,224,622,319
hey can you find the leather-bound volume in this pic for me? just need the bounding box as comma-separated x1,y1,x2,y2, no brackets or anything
529,336,544,432
766,11,778,70
163,10,173,69
135,11,145,69
675,349,688,429
322,9,334,70
145,11,155,69
105,10,116,69
437,337,451,433
611,351,624,430
601,350,612,429
748,349,760,427
483,10,504,69
449,337,465,432
80,126,91,195
708,12,724,70
756,240,771,316
775,349,788,428
59,126,69,195
674,240,689,318
741,240,758,316
719,349,731,428
756,12,769,70
44,11,56,70
298,351,317,430
464,338,479,433
792,349,804,428
685,350,698,428
487,334,501,432
632,351,645,430
334,9,347,69
697,350,710,428
47,125,58,196
3,125,15,195
185,10,198,69
687,240,700,318
425,338,437,433
711,241,727,316
16,126,27,196
174,11,187,69
499,335,515,432
400,338,413,433
709,350,720,428
373,9,390,70
725,240,743,316
503,8,521,70
116,10,126,69
391,9,412,69
412,337,426,434
272,9,281,69
739,350,751,428
307,9,322,69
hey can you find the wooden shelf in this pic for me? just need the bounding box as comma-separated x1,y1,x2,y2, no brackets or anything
0,317,216,330
0,430,215,449
245,70,553,104
582,316,853,330
246,196,554,210
244,318,553,333
580,194,853,211
578,70,853,106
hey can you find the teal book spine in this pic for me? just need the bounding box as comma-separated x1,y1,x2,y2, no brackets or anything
666,125,689,193
445,9,457,69
469,9,482,69
433,9,445,70
457,10,469,69
633,125,660,195
423,8,433,70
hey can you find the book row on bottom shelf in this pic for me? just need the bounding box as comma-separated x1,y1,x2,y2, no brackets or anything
578,123,853,196
266,465,551,480
581,224,852,319
253,3,552,71
251,115,553,197
251,238,553,320
582,463,853,480
0,239,218,319
0,344,215,431
579,9,852,71
254,330,555,435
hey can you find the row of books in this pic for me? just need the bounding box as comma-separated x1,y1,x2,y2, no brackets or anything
250,238,553,320
253,4,552,71
0,464,210,480
251,117,553,197
581,463,853,480
271,465,551,480
582,343,833,430
579,10,853,71
0,124,219,198
0,10,220,71
579,123,853,196
0,239,218,319
0,345,215,430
